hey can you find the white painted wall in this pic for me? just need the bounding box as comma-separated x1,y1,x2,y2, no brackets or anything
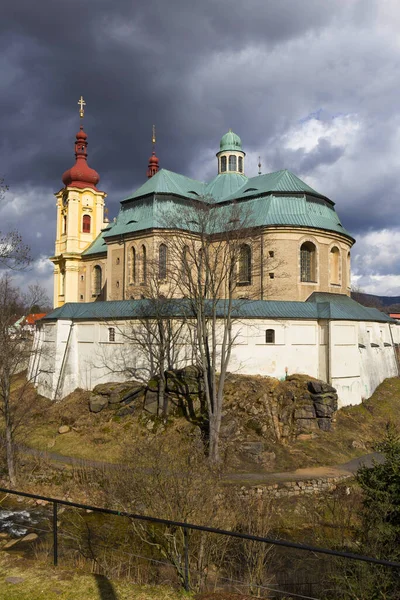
29,317,400,408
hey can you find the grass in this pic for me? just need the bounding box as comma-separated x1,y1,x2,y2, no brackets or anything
0,552,186,600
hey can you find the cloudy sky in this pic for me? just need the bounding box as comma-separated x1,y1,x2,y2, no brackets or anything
2,0,400,298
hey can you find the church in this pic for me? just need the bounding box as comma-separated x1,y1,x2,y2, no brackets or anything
30,100,399,406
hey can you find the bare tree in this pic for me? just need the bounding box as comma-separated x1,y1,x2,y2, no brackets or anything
0,275,50,485
161,197,259,462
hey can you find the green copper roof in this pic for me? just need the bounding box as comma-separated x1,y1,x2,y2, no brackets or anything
122,169,206,203
219,130,243,152
43,294,394,323
221,169,324,203
216,194,353,239
206,173,248,200
82,222,115,256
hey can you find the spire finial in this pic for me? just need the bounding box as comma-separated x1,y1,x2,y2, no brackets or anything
78,96,86,119
147,124,159,179
258,156,262,176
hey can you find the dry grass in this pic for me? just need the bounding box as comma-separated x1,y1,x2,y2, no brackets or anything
0,552,186,600
10,374,400,473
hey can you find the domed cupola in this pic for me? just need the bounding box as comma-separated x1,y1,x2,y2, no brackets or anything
216,129,246,175
62,108,100,191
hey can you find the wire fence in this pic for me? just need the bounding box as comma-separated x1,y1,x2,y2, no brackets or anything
1,486,400,599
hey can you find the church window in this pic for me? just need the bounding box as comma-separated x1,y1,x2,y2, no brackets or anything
141,245,147,284
63,215,67,235
80,294,83,300
238,156,243,173
229,155,237,171
108,327,115,342
60,271,65,296
82,214,91,233
220,156,227,172
347,251,351,288
182,245,189,283
131,247,136,283
116,281,120,288
92,265,102,296
269,250,274,258
80,275,84,281
269,272,274,279
116,257,120,265
300,242,316,282
330,246,340,285
265,329,275,344
159,244,167,279
238,244,251,284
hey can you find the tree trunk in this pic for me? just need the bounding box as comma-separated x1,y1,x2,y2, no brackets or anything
4,386,16,486
208,411,222,463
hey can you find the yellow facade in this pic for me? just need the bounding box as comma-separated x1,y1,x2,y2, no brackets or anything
50,185,107,307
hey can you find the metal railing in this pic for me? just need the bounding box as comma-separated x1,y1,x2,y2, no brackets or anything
1,486,400,596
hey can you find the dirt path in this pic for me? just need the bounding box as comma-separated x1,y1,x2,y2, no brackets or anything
16,442,384,483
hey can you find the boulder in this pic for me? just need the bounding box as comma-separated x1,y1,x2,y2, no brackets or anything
317,418,333,432
120,385,146,405
314,400,337,418
58,425,70,434
294,406,316,419
143,390,159,415
308,380,337,395
89,395,109,413
93,381,141,397
116,403,137,417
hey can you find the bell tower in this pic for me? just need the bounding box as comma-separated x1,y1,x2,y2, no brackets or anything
50,97,107,307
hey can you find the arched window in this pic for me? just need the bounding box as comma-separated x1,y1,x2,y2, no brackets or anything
330,247,340,285
300,242,316,282
63,215,67,235
82,214,91,233
265,329,275,344
229,155,237,172
347,251,351,288
159,244,167,279
141,245,147,284
92,265,102,296
108,327,115,342
238,244,251,284
131,247,136,283
238,156,243,173
220,156,227,173
182,245,189,283
60,270,65,296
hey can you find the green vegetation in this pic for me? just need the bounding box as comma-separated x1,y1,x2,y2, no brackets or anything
0,553,184,600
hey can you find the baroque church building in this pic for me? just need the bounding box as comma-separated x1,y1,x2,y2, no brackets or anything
31,103,399,407
51,117,353,307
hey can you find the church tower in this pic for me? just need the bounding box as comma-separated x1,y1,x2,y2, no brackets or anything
50,97,107,307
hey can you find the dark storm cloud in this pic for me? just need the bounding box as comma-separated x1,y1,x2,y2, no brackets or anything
1,0,400,294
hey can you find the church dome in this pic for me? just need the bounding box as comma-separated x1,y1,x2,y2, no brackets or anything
62,126,99,190
219,130,243,152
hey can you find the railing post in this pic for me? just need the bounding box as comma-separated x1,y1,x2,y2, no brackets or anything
53,501,58,567
183,526,189,591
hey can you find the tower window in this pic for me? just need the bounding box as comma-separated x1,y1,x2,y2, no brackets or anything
141,245,147,284
229,155,237,171
159,243,167,280
265,329,275,344
116,257,120,265
82,214,91,233
131,247,136,283
92,265,102,296
269,272,274,279
269,250,274,258
108,327,115,342
220,156,227,173
300,242,316,282
238,244,251,284
63,215,67,235
238,156,243,173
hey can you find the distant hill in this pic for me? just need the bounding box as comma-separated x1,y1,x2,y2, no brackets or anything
351,291,400,312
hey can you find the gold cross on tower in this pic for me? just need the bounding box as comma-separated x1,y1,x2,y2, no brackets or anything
78,96,86,119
